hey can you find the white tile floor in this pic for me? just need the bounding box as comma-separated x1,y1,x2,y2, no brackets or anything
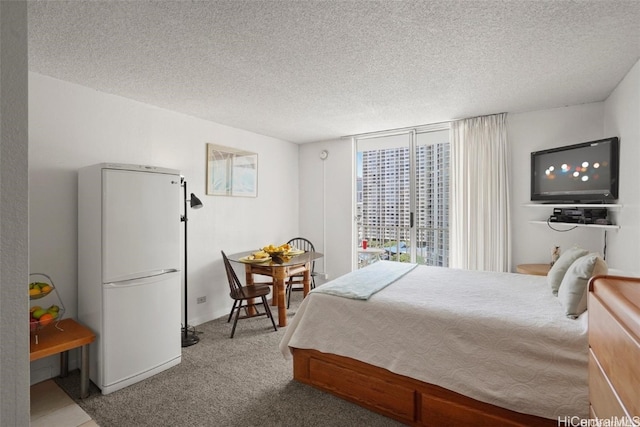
30,380,98,427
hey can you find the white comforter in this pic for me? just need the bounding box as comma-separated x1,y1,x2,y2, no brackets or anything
279,265,589,420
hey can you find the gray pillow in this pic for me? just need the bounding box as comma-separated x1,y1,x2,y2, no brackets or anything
547,246,588,295
557,253,608,319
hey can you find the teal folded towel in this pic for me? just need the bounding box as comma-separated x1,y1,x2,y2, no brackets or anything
311,261,418,300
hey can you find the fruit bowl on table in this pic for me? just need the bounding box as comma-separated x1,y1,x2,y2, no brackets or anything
29,283,54,299
262,244,292,258
29,305,65,332
29,273,57,300
264,250,287,257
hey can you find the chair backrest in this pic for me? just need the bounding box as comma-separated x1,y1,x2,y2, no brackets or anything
287,237,315,252
287,237,316,271
221,251,243,295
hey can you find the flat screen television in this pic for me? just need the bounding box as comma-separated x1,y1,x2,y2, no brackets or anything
531,137,619,203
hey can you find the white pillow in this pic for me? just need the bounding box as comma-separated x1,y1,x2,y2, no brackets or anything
557,253,608,318
547,246,588,296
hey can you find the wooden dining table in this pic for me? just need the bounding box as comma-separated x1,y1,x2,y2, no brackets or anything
226,250,323,327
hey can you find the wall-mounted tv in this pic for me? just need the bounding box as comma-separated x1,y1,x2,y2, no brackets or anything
531,137,619,203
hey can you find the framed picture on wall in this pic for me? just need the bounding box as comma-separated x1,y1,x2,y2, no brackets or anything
206,143,258,197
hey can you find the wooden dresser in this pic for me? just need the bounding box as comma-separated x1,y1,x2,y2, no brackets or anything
588,275,640,425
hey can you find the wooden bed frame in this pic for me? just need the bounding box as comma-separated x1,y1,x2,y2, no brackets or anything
291,275,640,426
292,348,554,426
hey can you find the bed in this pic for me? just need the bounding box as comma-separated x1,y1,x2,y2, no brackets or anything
279,261,590,426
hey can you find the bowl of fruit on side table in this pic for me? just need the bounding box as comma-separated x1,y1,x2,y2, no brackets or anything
29,273,66,336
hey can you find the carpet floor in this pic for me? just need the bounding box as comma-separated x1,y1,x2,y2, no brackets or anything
55,293,402,426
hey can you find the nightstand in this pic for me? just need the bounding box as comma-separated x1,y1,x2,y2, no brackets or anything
516,263,551,276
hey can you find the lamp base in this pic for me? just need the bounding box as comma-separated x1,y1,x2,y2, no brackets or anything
181,327,200,347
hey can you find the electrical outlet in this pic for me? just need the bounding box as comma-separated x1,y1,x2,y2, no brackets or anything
196,296,206,304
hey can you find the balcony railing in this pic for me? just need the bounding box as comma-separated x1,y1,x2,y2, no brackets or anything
357,224,449,267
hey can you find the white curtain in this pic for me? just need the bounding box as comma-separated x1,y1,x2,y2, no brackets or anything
450,113,511,272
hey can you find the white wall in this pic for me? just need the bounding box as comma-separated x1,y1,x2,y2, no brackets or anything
0,2,30,424
508,103,607,268
299,60,640,278
300,104,610,276
298,139,354,281
510,59,640,273
28,73,299,383
603,59,640,272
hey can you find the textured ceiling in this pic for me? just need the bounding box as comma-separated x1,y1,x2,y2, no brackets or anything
28,1,640,143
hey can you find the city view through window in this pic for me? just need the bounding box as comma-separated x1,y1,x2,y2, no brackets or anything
356,131,450,266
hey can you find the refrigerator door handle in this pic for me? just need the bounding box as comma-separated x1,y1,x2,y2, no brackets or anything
104,269,180,288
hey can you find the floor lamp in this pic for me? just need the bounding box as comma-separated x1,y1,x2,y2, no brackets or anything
180,177,203,347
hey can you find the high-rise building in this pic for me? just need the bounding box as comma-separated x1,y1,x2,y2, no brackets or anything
358,142,449,266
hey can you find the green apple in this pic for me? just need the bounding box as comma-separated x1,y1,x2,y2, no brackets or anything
32,308,46,320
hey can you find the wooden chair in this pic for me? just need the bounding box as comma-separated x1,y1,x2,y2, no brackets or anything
221,251,277,338
285,237,318,308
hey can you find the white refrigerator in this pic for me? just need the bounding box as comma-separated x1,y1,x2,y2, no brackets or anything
78,163,182,395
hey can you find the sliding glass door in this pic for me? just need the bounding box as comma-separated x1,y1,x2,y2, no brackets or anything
355,127,449,266
414,130,450,266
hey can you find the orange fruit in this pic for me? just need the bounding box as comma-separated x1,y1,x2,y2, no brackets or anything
29,288,41,297
39,313,54,327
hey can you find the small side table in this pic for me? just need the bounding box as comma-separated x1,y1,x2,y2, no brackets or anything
30,318,96,398
516,263,551,276
358,247,386,267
